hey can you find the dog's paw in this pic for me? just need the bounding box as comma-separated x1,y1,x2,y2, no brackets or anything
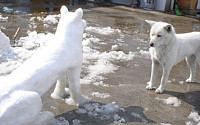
146,84,154,90
186,78,194,83
155,87,164,94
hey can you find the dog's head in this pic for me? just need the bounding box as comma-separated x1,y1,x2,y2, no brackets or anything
145,20,175,48
55,6,87,37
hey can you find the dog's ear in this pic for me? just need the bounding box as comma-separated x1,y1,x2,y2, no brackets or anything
164,25,172,33
145,20,156,27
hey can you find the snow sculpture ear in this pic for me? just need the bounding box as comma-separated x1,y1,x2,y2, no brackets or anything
145,20,156,27
60,5,68,17
74,8,83,21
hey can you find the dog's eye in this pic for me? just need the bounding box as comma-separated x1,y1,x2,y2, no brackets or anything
157,34,162,37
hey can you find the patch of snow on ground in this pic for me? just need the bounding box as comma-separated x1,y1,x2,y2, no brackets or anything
156,97,181,107
0,14,8,21
76,102,126,123
18,31,54,50
81,29,134,85
3,7,26,14
90,92,110,99
160,123,171,125
86,26,121,35
3,7,14,13
188,110,200,123
43,14,60,24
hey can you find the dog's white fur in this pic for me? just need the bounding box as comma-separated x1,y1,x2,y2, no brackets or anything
0,6,86,125
145,20,200,93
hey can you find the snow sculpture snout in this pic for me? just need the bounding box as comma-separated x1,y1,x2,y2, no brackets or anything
0,6,86,125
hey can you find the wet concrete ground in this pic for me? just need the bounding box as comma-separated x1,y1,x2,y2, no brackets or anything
1,4,200,125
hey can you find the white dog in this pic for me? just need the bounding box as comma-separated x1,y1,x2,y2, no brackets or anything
0,6,86,125
145,20,200,93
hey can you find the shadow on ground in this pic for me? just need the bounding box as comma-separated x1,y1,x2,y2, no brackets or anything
165,85,200,113
55,101,155,125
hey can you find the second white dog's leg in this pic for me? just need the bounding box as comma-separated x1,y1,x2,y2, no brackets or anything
51,75,68,99
185,55,196,82
155,66,172,93
146,59,160,90
66,67,86,106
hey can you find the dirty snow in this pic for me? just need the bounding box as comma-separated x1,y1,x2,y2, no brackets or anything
90,92,110,99
3,7,26,14
76,102,126,123
3,7,14,13
156,97,181,107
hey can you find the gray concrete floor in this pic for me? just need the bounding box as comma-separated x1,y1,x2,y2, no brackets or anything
41,6,200,125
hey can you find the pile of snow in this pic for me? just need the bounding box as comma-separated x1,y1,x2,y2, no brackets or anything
0,14,8,21
156,97,181,107
30,14,60,24
188,110,200,123
164,97,181,107
3,7,14,13
86,26,121,35
81,29,134,85
90,92,110,99
3,7,26,14
76,102,126,123
18,31,54,50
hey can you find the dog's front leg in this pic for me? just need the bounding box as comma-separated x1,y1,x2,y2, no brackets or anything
155,65,172,93
146,59,160,90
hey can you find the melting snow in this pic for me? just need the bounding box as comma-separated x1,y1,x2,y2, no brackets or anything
156,97,181,107
90,92,110,99
76,102,126,123
188,110,200,123
86,26,121,35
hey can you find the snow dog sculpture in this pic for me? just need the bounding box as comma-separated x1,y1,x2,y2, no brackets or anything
0,6,87,125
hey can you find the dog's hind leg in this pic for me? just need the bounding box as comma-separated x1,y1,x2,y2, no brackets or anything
65,66,87,105
146,58,160,90
185,55,196,82
51,75,68,99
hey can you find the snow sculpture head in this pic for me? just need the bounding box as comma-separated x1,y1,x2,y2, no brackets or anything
0,29,10,52
55,6,87,38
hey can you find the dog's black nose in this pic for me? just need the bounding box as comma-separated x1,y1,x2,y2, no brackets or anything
149,42,154,47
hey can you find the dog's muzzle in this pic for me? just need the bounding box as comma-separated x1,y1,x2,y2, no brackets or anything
149,42,154,47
